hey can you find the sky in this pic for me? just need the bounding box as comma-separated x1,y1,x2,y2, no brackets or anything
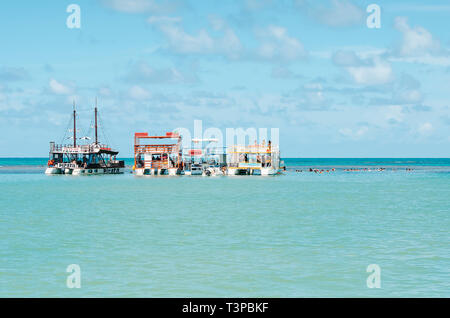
0,0,449,157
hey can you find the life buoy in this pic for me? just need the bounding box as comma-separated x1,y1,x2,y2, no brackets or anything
47,160,55,167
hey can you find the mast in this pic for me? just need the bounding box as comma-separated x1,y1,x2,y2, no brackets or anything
95,98,98,145
73,100,76,147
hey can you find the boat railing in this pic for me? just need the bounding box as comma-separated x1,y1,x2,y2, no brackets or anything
228,145,279,154
51,144,114,153
56,162,78,169
143,160,170,169
135,144,180,154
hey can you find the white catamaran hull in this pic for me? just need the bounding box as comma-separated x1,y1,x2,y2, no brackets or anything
134,168,170,176
168,168,180,176
135,168,145,176
72,168,124,175
260,167,278,175
45,167,61,175
202,167,224,176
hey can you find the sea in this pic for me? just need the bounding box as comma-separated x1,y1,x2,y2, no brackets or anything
0,158,449,297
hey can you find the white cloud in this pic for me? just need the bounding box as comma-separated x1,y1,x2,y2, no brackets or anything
208,15,226,31
389,4,450,12
0,88,41,112
389,55,450,67
317,0,364,27
297,0,364,27
385,105,404,123
333,51,393,85
418,122,433,135
332,50,361,66
124,61,197,84
245,0,273,11
395,89,422,104
394,17,440,57
102,0,154,13
49,79,73,95
149,17,304,62
338,126,368,139
257,25,306,61
147,15,181,24
0,67,30,81
101,0,176,14
271,66,296,78
295,81,331,110
161,25,214,53
129,85,150,100
347,59,393,85
149,18,243,59
162,26,213,53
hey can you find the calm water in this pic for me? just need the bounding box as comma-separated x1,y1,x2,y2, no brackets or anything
0,158,449,297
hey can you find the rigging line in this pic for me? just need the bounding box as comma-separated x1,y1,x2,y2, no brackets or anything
83,117,94,142
79,117,93,144
60,112,73,145
98,112,110,146
84,106,95,141
98,113,116,150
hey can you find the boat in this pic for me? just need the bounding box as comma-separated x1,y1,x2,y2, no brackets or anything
45,101,124,175
187,163,203,176
184,138,227,177
199,140,227,177
133,132,182,176
182,149,203,176
227,141,281,176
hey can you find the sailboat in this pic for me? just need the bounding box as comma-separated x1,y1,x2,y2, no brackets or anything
45,100,125,175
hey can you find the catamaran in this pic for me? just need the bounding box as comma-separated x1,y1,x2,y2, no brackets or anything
133,132,182,176
227,141,281,175
190,138,226,176
45,101,124,175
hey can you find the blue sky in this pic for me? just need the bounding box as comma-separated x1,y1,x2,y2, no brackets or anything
0,0,449,157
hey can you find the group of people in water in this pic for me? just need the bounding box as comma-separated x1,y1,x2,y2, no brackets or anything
294,167,415,173
295,168,336,173
343,168,386,172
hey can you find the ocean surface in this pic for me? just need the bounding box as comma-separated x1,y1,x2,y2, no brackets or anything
0,158,449,297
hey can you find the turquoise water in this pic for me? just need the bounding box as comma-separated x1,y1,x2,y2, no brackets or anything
0,158,449,297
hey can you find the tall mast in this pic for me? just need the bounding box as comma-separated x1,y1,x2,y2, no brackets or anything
95,97,98,145
73,100,76,147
